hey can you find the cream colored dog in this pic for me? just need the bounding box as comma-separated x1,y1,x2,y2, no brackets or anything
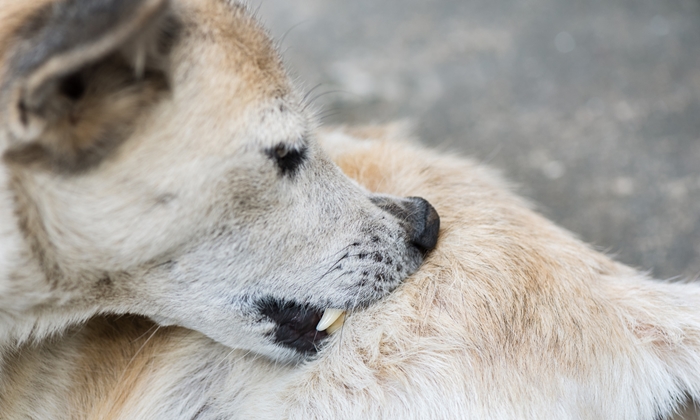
3,1,700,420
0,0,438,364
4,126,700,419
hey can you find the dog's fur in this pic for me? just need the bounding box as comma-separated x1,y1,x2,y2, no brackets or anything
3,1,700,419
0,0,438,364
3,126,700,419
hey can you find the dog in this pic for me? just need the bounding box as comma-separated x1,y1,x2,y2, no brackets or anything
3,1,700,419
4,125,700,419
0,0,440,366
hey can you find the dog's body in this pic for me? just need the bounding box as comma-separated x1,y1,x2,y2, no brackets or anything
0,0,438,365
3,1,700,419
3,127,700,419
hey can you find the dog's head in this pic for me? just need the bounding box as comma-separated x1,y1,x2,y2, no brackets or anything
0,0,439,362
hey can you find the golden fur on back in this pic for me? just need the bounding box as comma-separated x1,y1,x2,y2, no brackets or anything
3,127,700,419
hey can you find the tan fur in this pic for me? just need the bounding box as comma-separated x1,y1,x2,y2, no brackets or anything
1,317,180,419
4,129,700,419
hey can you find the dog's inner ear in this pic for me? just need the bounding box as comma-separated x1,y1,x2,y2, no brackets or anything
3,0,178,171
58,73,87,102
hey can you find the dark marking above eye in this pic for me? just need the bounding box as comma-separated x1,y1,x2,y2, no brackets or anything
266,143,307,176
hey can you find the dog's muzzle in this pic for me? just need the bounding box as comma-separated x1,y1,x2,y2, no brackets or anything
257,196,439,358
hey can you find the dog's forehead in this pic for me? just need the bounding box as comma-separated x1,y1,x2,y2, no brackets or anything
167,0,310,147
172,0,292,99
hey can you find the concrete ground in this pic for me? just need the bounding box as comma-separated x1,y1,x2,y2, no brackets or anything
254,0,700,282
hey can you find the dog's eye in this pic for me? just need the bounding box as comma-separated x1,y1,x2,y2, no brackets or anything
267,144,307,176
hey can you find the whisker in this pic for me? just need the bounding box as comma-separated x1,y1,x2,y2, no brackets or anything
250,1,264,20
318,111,343,122
315,107,340,117
302,90,353,112
278,46,293,57
115,325,161,387
315,243,358,282
130,323,159,344
278,20,309,48
336,310,348,357
301,83,324,106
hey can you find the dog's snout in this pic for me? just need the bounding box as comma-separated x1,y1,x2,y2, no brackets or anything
405,197,440,254
371,196,440,255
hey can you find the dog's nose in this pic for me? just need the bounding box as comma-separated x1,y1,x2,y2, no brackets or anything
405,197,440,254
370,196,440,255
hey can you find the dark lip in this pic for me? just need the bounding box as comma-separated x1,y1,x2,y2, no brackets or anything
256,298,330,355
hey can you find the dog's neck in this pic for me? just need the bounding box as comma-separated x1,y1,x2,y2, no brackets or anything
0,165,46,305
0,164,83,348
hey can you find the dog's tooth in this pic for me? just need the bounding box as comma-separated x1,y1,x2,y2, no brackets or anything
317,308,345,331
325,312,346,334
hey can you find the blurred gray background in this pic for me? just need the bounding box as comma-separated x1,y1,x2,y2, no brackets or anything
253,0,700,281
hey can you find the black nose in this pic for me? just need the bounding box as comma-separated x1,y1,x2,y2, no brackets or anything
370,196,440,255
405,197,440,254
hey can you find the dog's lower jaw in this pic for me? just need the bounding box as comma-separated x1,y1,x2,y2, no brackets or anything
256,298,330,359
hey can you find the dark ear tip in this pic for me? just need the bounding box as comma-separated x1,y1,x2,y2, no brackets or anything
2,0,174,159
12,0,171,75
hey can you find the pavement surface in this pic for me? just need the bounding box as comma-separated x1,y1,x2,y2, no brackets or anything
253,0,700,281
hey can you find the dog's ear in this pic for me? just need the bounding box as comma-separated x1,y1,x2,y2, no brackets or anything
3,0,176,170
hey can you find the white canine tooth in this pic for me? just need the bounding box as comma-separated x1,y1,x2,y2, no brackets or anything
317,308,345,331
325,312,346,334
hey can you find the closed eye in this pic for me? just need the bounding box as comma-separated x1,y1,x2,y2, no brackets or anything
267,143,307,176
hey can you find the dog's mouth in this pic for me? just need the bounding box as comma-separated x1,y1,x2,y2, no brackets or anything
257,298,346,355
